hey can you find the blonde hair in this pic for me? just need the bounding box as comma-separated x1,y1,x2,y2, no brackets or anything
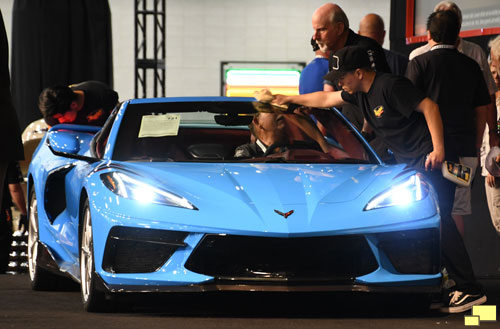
489,35,500,62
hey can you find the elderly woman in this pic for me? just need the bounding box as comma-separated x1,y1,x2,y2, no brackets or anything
481,35,500,235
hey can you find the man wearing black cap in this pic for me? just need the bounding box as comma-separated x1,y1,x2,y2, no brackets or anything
272,45,486,313
274,46,443,169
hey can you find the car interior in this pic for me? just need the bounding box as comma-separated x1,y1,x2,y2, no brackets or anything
94,103,375,163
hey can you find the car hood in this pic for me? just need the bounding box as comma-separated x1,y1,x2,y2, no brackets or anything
118,162,388,203
100,162,420,235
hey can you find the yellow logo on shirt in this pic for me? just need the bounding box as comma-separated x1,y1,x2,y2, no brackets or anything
373,106,384,118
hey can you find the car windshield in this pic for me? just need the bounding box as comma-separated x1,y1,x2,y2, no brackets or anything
111,101,378,164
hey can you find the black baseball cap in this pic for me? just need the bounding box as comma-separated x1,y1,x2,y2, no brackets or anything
323,46,372,82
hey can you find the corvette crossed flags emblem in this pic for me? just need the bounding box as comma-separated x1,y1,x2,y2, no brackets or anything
274,209,294,219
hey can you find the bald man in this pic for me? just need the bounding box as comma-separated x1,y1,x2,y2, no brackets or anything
311,3,391,130
312,4,390,75
358,13,408,76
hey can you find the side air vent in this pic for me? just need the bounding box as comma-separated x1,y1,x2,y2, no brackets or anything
44,164,75,223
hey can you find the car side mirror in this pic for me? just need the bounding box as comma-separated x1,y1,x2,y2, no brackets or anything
46,127,99,163
47,130,81,154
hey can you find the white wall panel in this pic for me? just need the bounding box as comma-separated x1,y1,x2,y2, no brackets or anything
0,0,390,100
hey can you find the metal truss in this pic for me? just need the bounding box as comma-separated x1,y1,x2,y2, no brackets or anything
135,0,166,98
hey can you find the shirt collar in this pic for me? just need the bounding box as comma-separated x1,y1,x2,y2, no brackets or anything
256,139,267,153
430,44,456,51
345,29,357,46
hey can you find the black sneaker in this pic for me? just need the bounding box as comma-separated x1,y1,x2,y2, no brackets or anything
439,290,487,313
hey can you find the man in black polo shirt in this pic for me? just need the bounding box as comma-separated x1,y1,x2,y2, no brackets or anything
312,3,391,130
406,11,492,241
271,45,486,313
274,46,442,169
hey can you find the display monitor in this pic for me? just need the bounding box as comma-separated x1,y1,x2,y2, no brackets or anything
406,0,500,44
221,61,305,97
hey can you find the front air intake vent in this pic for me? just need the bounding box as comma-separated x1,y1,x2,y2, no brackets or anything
102,226,188,273
377,228,440,274
185,234,378,281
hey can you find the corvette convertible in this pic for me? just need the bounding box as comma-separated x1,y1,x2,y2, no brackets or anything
27,97,442,312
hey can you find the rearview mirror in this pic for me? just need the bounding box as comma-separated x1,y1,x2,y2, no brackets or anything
214,114,253,126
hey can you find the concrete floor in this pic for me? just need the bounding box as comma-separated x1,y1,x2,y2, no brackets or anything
0,274,498,329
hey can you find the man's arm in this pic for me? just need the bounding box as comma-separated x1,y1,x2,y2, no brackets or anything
475,47,498,147
361,119,373,135
285,112,330,153
415,97,445,170
486,174,497,188
8,183,27,216
273,90,346,108
475,104,490,152
285,111,351,158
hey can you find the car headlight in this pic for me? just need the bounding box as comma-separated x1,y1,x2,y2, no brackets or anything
364,174,429,211
100,172,198,210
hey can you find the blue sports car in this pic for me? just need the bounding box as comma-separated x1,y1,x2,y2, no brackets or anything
27,97,442,312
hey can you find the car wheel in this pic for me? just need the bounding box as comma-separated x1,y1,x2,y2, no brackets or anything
28,187,58,291
80,200,107,312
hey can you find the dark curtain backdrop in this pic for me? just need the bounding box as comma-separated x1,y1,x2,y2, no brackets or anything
11,0,113,131
0,10,23,160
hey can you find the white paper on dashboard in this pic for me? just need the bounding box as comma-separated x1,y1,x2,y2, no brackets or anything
138,114,180,137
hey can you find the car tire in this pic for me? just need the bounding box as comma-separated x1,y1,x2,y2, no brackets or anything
80,200,108,312
28,187,59,291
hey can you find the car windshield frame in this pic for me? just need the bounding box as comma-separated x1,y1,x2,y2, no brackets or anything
109,101,380,165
